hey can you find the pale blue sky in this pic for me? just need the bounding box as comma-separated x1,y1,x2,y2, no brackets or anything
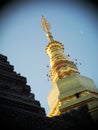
1,1,98,115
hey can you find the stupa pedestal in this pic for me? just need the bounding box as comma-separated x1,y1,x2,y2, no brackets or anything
48,74,98,120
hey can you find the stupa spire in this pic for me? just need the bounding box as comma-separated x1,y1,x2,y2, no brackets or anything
41,16,54,42
41,16,79,83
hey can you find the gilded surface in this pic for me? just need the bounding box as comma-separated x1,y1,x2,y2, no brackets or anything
46,40,79,82
48,75,98,117
41,16,50,32
41,16,80,82
41,16,54,42
41,16,98,119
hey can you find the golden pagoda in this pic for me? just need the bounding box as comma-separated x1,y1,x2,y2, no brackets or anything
41,16,98,120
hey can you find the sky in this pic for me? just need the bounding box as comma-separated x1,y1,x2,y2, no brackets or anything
0,0,98,115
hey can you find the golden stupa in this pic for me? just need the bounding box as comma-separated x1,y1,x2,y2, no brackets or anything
41,16,98,120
